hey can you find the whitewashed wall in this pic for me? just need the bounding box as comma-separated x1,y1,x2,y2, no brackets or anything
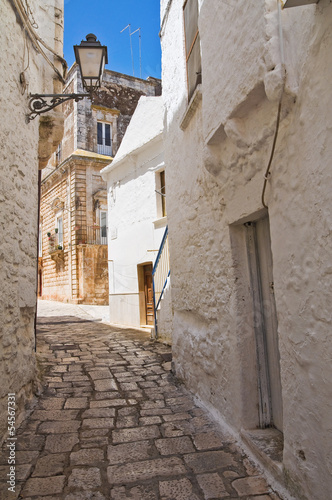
161,0,332,498
0,0,64,439
102,97,171,338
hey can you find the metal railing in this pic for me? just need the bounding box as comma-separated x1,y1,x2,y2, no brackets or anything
75,225,108,245
152,226,170,336
97,144,112,156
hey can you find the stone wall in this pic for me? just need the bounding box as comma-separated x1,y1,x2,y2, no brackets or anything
156,282,173,345
40,167,71,300
40,154,110,304
161,0,332,498
0,0,64,439
77,245,109,304
61,66,161,161
40,67,161,307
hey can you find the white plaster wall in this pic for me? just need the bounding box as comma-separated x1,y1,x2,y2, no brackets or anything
104,143,165,327
102,97,166,329
0,0,63,439
161,0,332,498
156,279,173,344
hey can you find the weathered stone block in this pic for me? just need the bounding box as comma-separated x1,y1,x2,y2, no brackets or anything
196,473,228,499
159,477,199,500
64,397,88,409
155,436,195,455
67,467,102,490
82,408,116,418
45,433,79,453
112,425,160,443
184,451,236,473
82,418,114,429
21,476,66,497
192,432,226,451
107,440,155,465
70,448,104,465
107,457,186,484
32,454,66,477
94,379,118,391
38,420,80,434
232,476,269,496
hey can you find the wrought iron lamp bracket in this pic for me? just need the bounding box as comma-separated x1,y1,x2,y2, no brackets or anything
27,93,90,122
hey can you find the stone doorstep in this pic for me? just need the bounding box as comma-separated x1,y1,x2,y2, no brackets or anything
241,429,284,484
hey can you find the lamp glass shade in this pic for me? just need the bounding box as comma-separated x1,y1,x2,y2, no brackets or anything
281,0,319,7
74,34,108,92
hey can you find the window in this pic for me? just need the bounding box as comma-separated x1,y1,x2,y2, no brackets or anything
100,210,108,245
97,122,112,156
56,215,63,248
160,171,167,217
56,143,62,165
156,170,167,219
183,0,202,100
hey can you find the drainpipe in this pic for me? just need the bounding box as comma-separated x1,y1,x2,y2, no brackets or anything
34,169,42,352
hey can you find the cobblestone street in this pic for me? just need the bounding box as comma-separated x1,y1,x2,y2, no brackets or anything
1,302,282,500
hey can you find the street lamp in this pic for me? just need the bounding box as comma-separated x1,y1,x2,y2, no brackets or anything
281,0,319,7
27,34,108,122
74,34,108,93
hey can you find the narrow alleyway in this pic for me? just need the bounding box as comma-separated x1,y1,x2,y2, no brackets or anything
1,302,282,500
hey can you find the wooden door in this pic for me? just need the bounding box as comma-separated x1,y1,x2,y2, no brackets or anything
246,217,283,431
144,264,154,326
38,269,42,297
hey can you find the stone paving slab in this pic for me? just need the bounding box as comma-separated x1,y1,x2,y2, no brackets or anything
0,309,283,499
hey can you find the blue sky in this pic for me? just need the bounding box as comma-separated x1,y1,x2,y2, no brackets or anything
63,0,161,80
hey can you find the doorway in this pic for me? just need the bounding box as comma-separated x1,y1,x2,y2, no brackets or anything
245,216,283,431
143,264,154,326
137,263,155,326
38,269,42,297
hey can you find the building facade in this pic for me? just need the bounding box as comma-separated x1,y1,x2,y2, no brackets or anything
161,0,332,498
39,66,160,304
101,96,172,341
0,0,64,438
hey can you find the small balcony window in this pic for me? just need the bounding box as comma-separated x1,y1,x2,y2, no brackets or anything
56,143,62,165
56,215,63,248
97,122,112,156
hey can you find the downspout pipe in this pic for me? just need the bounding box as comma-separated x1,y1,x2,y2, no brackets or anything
34,169,42,352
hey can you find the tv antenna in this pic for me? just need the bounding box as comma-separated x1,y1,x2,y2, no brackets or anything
131,28,142,79
121,24,135,76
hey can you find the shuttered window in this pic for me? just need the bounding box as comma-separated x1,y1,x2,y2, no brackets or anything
183,0,201,100
100,210,108,244
56,216,63,247
160,170,167,217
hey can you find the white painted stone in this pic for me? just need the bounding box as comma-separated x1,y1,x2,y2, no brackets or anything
161,0,332,498
102,97,172,341
0,0,64,439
